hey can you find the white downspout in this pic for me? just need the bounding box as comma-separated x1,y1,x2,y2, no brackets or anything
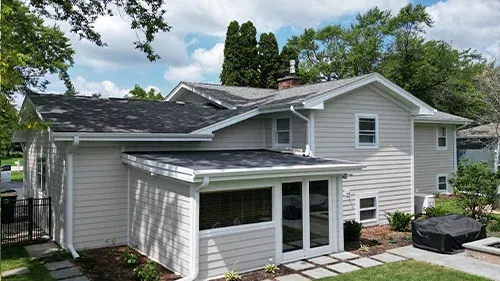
65,136,80,259
290,105,311,156
179,176,209,281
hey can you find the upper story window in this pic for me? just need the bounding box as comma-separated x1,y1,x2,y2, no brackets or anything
356,114,378,148
437,127,447,150
274,118,291,148
37,157,47,192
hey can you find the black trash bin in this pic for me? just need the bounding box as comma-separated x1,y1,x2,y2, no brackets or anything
1,190,18,223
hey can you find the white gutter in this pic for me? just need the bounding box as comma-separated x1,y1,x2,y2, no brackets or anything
52,132,214,142
290,105,311,156
65,136,80,259
179,177,209,281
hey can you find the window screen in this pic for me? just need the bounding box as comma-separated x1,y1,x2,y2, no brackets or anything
358,116,377,145
200,188,272,230
358,196,377,222
37,157,47,191
438,176,447,191
438,127,447,148
275,118,291,145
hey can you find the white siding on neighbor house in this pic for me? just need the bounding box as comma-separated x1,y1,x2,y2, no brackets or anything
414,124,456,194
129,169,192,276
314,86,412,225
24,130,66,247
72,145,128,249
198,226,275,280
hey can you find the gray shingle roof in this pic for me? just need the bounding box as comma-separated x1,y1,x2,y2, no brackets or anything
414,111,471,123
27,93,245,133
458,123,500,138
125,150,359,171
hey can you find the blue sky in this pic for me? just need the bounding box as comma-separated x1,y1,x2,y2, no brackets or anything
35,0,499,104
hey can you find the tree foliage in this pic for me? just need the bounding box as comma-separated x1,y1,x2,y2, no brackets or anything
0,96,18,155
285,3,487,119
279,45,299,77
126,85,163,101
258,33,280,89
220,21,242,86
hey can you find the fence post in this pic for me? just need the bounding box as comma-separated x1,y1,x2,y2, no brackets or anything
28,197,33,241
48,197,52,238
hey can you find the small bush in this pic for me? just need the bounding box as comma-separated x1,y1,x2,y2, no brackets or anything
344,220,362,242
388,236,399,244
134,261,160,281
264,258,279,275
489,219,500,232
386,211,412,231
433,191,441,199
120,248,138,267
359,244,370,252
224,264,241,281
423,206,447,218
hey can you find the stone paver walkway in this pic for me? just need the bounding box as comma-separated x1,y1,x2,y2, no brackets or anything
25,242,60,259
44,260,89,281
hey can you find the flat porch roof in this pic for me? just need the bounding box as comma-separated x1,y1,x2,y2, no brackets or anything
122,150,365,183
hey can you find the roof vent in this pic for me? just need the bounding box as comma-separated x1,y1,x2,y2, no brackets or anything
176,101,185,105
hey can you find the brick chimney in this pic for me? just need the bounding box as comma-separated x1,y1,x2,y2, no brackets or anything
278,60,301,90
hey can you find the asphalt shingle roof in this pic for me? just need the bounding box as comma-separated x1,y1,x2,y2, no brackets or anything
414,111,471,123
458,123,500,138
125,150,358,171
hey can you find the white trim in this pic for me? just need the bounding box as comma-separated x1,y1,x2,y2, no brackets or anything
336,177,344,251
199,221,275,239
367,85,411,113
436,126,448,150
411,116,415,214
453,126,458,172
166,83,236,109
274,179,282,264
127,166,130,245
309,111,315,155
52,132,214,142
355,113,379,149
273,117,292,149
436,174,448,192
355,192,379,226
191,108,260,134
414,119,469,125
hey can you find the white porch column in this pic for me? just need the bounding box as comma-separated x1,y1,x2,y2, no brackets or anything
337,176,344,251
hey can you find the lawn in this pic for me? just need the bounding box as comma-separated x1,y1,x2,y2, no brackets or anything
317,260,490,281
1,245,54,281
1,157,23,167
11,171,23,182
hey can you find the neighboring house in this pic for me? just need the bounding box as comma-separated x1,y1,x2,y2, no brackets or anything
458,123,500,171
15,72,469,280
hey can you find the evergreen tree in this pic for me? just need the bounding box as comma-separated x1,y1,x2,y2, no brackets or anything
220,21,242,86
239,21,260,87
279,45,299,77
258,32,280,88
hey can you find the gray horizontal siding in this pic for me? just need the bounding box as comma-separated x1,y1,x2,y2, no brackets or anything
414,124,456,194
129,169,192,277
314,86,412,225
198,226,275,280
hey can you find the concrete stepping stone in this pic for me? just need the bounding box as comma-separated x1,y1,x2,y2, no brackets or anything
59,277,90,281
370,253,406,263
327,262,361,273
25,242,60,259
284,260,315,271
1,267,29,277
308,255,337,265
330,252,360,261
302,268,338,279
49,267,82,280
276,273,310,281
350,257,383,268
44,260,74,271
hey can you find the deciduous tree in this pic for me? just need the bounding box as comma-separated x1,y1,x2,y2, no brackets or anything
126,85,163,101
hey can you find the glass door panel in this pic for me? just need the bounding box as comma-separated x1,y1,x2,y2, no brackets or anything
309,180,329,248
282,181,303,253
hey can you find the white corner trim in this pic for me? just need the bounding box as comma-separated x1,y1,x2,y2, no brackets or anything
355,113,379,149
411,116,415,215
453,126,458,172
436,126,448,150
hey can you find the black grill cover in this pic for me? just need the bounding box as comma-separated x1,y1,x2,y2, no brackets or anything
412,214,486,254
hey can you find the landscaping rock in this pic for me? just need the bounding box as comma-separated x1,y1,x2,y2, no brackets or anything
284,260,315,271
1,267,29,277
276,273,310,281
44,260,74,271
49,267,82,280
349,257,383,268
327,262,361,273
371,253,406,263
330,252,359,260
302,268,338,279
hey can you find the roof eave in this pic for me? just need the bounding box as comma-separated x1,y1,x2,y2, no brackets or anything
52,132,214,142
414,119,470,125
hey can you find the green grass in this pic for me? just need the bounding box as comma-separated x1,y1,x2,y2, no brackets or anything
10,171,23,182
317,260,489,281
0,157,23,166
1,244,54,281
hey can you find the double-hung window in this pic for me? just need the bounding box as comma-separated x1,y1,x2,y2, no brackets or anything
356,193,378,224
274,118,291,148
437,127,447,149
37,157,47,192
437,175,448,192
356,114,378,148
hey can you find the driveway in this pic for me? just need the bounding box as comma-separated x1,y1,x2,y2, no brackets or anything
0,181,24,199
388,245,500,281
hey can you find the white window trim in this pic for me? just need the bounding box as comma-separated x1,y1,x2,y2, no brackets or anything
355,192,379,225
355,113,379,149
436,174,448,193
436,126,448,150
37,156,47,193
273,117,292,149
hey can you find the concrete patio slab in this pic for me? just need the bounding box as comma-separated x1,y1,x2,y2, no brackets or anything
1,267,29,277
388,246,500,281
25,242,59,259
276,273,310,281
284,260,315,271
44,260,74,271
349,257,383,268
307,255,337,265
327,262,361,273
49,267,82,280
302,268,338,279
330,252,359,260
370,253,406,263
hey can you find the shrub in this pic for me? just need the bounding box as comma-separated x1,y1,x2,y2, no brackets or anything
134,261,160,281
120,248,138,267
359,244,370,252
386,211,412,231
224,264,241,281
344,220,362,242
489,219,500,232
264,258,279,275
423,206,447,218
450,160,500,220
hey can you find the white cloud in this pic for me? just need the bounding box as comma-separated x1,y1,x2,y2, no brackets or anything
425,0,500,61
71,76,130,98
164,42,224,82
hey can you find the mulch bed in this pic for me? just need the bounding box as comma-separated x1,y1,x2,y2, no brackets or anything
345,225,412,256
211,265,296,281
74,246,180,281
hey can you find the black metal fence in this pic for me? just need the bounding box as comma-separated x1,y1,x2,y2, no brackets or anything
1,197,52,244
